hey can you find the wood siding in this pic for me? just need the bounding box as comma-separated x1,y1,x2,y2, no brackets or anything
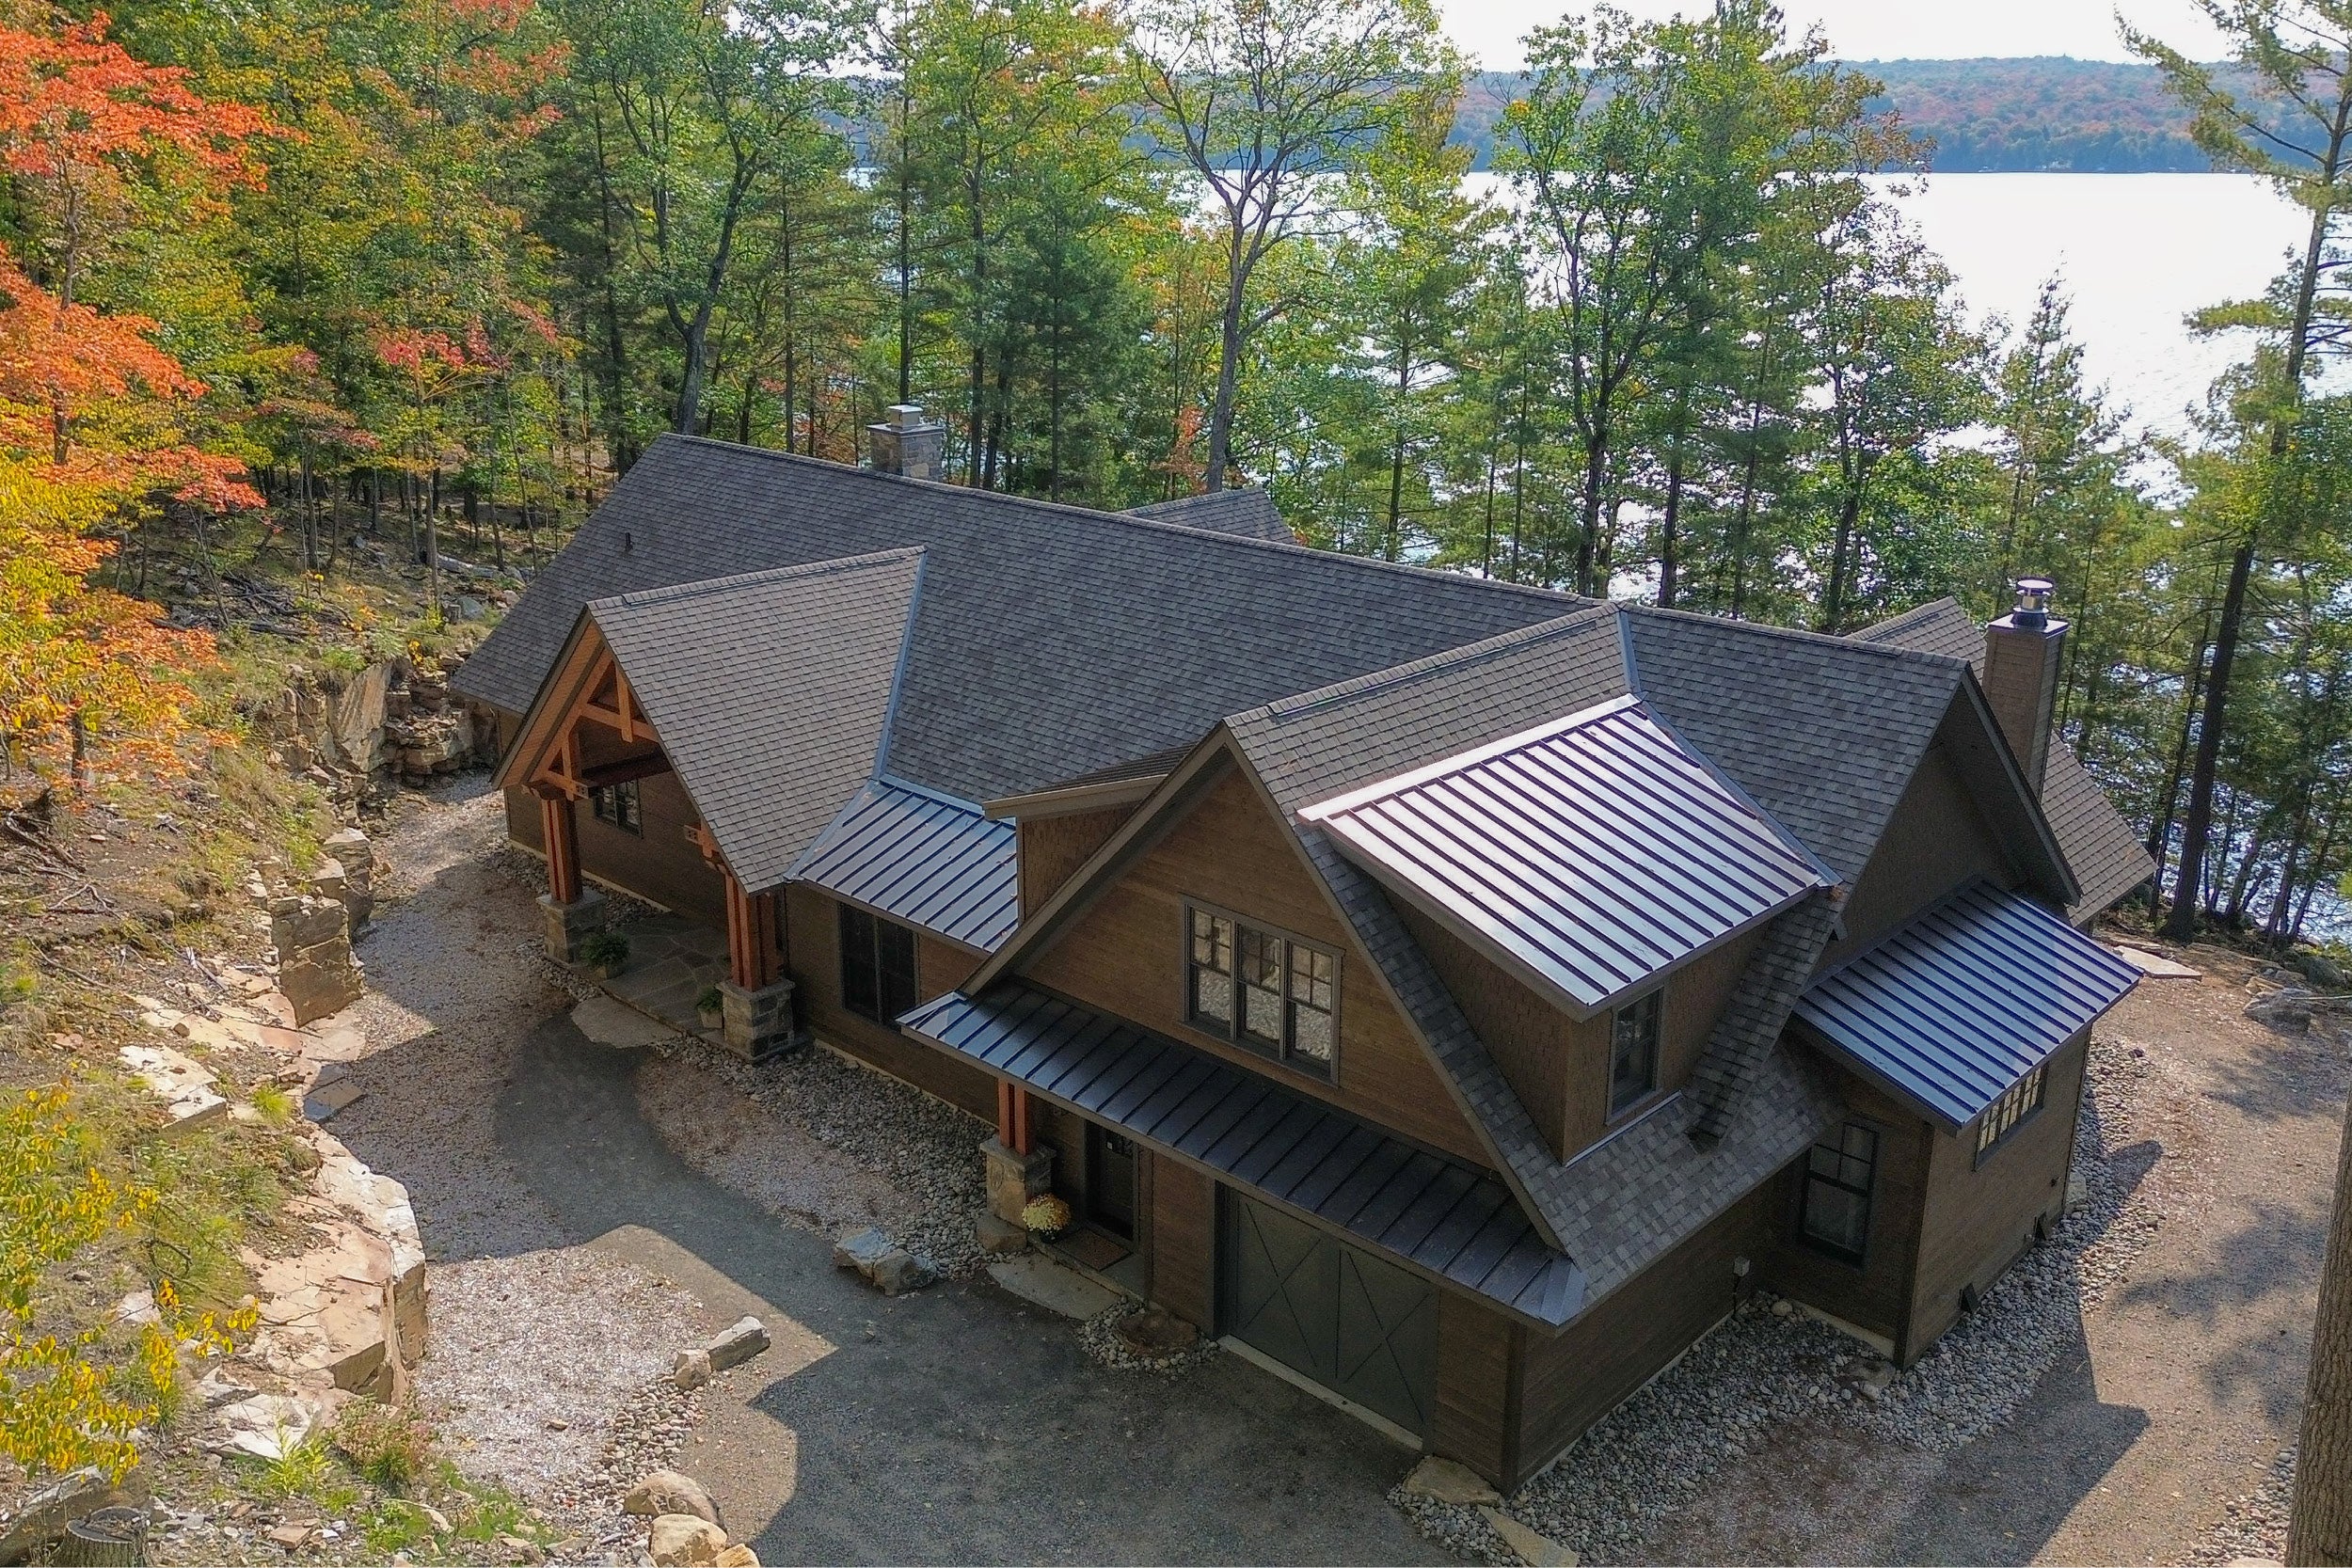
1396,906,1758,1164
1905,1030,2087,1354
1515,1185,1771,1482
1431,1290,1521,1485
501,776,725,926
781,884,996,1118
1755,1068,1931,1354
1827,741,2022,967
1150,1163,1216,1329
1017,805,1136,919
1022,768,1490,1165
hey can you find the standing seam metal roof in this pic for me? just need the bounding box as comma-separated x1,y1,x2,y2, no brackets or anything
790,779,1018,952
1792,879,2140,1131
898,980,1585,1327
1300,697,1827,1016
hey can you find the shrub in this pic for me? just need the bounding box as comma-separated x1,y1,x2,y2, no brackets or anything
695,986,723,1015
331,1398,435,1493
579,930,628,970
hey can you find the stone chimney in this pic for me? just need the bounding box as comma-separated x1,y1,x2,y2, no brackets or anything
1983,577,2067,796
867,404,945,482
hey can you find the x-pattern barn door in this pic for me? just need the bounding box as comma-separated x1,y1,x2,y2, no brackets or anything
1221,1191,1437,1435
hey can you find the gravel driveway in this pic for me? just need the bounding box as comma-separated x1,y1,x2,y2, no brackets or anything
335,780,1441,1564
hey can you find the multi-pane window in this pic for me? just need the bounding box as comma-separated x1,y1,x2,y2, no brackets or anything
1801,1121,1879,1263
1186,905,1336,1078
1975,1064,2047,1163
588,779,642,834
1609,990,1662,1117
839,903,917,1024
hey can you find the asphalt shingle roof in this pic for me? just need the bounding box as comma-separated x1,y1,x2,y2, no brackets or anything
585,550,921,894
455,436,1581,802
1124,487,1295,544
1851,598,2154,919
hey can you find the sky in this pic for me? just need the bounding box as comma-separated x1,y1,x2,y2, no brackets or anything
1433,0,2234,71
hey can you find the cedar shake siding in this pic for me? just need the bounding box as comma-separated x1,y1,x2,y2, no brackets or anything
1829,739,2024,967
1023,768,1492,1167
1015,804,1136,919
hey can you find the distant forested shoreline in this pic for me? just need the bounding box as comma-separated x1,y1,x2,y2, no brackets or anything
1453,57,2242,172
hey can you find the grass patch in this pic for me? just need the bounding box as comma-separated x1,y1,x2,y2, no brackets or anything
332,1399,437,1494
247,1436,338,1502
249,1082,296,1125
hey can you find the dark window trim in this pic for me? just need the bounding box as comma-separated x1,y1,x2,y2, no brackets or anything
1180,897,1341,1083
1607,988,1664,1121
839,899,920,1025
1798,1118,1880,1267
588,778,643,835
1973,1063,2049,1166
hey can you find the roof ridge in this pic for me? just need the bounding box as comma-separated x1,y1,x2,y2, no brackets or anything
587,545,924,612
1625,602,1973,669
1297,693,1645,819
653,434,1587,608
1249,604,1622,725
1849,595,1968,643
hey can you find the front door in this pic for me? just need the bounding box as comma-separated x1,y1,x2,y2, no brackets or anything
1218,1189,1438,1435
1087,1124,1137,1241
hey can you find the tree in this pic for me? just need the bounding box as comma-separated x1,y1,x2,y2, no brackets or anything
2292,1086,2352,1565
2127,0,2352,940
1131,0,1449,492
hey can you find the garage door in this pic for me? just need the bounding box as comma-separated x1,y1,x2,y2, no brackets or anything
1219,1190,1438,1435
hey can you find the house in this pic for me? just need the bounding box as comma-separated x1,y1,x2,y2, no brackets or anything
454,424,2153,1490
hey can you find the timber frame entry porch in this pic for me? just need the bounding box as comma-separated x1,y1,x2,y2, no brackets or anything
497,617,797,1053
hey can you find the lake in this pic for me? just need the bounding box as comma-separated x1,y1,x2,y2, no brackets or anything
1884,172,2308,442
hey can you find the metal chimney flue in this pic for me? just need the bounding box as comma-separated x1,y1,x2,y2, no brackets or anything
1984,576,2068,797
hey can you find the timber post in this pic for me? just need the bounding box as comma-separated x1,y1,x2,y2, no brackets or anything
534,785,606,963
717,868,800,1060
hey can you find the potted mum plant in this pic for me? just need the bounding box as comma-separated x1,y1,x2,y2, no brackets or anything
695,985,725,1032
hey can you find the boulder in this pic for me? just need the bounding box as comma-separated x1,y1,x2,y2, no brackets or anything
622,1472,717,1526
1398,1455,1500,1508
647,1514,727,1567
831,1228,937,1297
672,1351,712,1391
704,1317,770,1373
208,1393,320,1460
1112,1307,1199,1357
118,1042,227,1133
320,828,374,928
714,1548,760,1567
278,940,363,1027
271,894,348,953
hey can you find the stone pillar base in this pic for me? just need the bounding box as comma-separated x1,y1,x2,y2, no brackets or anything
720,977,803,1060
976,1210,1029,1254
980,1136,1055,1226
539,888,608,964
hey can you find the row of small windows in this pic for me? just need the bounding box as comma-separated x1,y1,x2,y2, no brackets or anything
1975,1064,2046,1163
1187,906,1336,1079
588,779,642,834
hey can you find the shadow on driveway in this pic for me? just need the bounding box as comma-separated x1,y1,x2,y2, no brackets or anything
498,1012,1449,1566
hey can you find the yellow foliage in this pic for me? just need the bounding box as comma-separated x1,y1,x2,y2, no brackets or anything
0,1082,255,1481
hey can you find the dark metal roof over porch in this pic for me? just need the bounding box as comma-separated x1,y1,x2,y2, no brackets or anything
792,779,1017,953
898,982,1586,1329
1791,879,2139,1132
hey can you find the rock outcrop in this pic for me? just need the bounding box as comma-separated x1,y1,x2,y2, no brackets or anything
270,893,362,1025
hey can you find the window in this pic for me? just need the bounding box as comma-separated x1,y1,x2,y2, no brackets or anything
588,779,642,834
1800,1121,1879,1263
1185,904,1336,1079
1975,1064,2047,1163
1609,990,1661,1117
839,902,918,1024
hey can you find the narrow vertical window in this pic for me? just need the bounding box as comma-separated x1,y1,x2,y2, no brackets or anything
839,903,879,1021
1609,990,1661,1117
1188,908,1234,1029
1287,945,1335,1070
1800,1121,1879,1263
877,916,918,1022
1237,927,1285,1051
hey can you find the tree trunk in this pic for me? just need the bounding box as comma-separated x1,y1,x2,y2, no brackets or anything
2288,1089,2352,1565
2164,539,2256,938
1204,261,1248,494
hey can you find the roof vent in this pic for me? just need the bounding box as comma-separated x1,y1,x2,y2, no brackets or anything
621,531,633,555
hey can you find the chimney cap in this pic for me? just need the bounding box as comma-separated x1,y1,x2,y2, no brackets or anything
885,403,928,430
2012,577,2055,627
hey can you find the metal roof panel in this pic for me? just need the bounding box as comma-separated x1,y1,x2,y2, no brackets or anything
791,779,1018,952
